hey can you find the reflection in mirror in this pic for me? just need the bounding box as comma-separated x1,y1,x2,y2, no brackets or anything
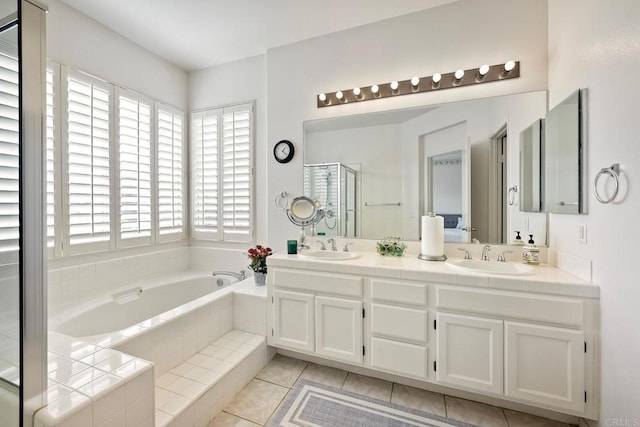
428,151,466,242
545,89,585,214
519,118,545,213
304,91,548,245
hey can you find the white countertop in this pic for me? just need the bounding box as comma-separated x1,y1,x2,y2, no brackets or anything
268,252,599,299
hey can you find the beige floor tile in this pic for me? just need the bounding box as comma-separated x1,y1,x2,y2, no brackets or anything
445,396,508,427
341,372,393,402
255,354,307,388
298,362,348,388
209,411,261,427
391,383,446,417
223,379,288,425
504,409,576,427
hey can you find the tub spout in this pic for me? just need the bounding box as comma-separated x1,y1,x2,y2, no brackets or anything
212,270,246,281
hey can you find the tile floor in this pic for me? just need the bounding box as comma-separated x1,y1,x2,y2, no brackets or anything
208,354,576,427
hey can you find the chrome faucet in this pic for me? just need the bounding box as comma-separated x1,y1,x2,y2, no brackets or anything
343,242,354,252
212,270,246,281
497,250,514,262
457,248,472,260
316,240,326,251
327,238,337,251
481,245,492,261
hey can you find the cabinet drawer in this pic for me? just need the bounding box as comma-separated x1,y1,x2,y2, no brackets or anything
371,304,427,344
370,337,427,379
437,286,584,327
273,269,362,297
371,279,427,307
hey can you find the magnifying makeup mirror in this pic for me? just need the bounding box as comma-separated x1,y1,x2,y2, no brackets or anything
286,196,325,250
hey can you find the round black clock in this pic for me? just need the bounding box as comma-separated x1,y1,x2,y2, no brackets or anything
274,140,295,163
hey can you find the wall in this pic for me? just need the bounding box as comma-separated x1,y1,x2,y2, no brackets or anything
548,1,640,424
265,0,548,250
189,54,268,249
47,0,188,110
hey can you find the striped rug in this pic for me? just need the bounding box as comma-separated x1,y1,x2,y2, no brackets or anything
267,379,476,427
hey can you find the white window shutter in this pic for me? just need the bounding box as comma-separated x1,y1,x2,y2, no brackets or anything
156,103,185,241
64,70,112,253
0,50,20,257
117,89,152,246
191,109,220,238
222,104,252,241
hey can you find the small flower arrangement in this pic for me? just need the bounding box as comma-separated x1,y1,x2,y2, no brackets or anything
247,244,273,274
376,237,407,257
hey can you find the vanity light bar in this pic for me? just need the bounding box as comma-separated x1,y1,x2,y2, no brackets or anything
317,61,520,108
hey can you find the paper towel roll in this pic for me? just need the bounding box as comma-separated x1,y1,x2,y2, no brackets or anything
421,214,444,257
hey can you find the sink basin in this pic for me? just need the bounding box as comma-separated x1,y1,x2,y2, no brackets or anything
445,259,536,276
299,251,361,261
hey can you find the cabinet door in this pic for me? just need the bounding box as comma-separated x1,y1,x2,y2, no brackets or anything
273,290,314,353
436,313,503,395
505,322,585,413
315,296,363,364
371,337,427,379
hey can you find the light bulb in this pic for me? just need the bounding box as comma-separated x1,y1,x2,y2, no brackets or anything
318,93,327,102
353,87,361,96
411,76,420,87
371,84,379,94
336,90,344,100
478,64,490,76
390,81,399,91
432,73,442,84
454,69,465,80
504,60,516,72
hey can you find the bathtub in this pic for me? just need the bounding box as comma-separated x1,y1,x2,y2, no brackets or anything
50,271,256,377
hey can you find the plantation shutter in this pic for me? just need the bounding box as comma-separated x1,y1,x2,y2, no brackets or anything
157,103,184,240
65,71,112,252
191,109,220,238
222,104,252,241
0,50,19,255
46,63,58,253
117,90,152,244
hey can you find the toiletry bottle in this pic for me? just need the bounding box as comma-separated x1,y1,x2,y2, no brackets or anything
522,234,540,265
512,231,524,245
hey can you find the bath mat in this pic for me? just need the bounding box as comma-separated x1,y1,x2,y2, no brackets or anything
266,379,476,427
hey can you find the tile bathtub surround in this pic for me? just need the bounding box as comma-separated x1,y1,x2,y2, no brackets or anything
213,355,577,427
233,281,268,336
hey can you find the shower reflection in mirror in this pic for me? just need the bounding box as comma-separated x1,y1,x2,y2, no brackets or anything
303,163,357,238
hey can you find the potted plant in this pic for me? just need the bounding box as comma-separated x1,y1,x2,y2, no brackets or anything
376,237,407,257
247,244,273,286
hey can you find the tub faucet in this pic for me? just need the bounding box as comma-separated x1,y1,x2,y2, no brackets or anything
327,238,337,251
481,245,492,261
212,270,246,281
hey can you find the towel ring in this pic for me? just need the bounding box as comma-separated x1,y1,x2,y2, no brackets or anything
274,192,289,210
593,163,620,204
507,185,518,206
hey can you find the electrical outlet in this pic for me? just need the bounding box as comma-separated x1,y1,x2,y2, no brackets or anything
578,223,587,244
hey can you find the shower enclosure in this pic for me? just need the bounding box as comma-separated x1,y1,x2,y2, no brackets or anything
304,163,357,238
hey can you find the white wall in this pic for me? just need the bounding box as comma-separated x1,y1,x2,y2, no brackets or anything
266,0,548,250
189,54,268,247
47,0,188,109
548,1,640,424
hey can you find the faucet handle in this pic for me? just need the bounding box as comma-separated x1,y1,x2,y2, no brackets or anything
343,242,354,252
457,248,472,260
316,240,326,251
497,250,514,262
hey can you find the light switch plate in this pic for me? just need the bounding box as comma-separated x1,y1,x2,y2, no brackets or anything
578,223,587,244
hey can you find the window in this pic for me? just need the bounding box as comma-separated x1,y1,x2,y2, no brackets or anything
0,46,19,257
156,103,185,240
117,89,152,246
191,102,253,242
63,70,112,254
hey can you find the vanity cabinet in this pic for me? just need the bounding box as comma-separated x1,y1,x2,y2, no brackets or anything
272,290,314,352
316,296,362,363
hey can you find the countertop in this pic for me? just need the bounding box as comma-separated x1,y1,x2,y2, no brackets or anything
268,252,599,299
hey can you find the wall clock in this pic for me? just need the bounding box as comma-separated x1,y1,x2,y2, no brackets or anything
274,140,295,164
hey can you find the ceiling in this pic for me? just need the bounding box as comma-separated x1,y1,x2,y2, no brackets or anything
59,0,458,71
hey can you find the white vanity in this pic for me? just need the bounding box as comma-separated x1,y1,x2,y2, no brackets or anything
266,252,599,420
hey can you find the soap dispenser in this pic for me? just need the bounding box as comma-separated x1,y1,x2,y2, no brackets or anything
522,234,540,265
512,231,524,245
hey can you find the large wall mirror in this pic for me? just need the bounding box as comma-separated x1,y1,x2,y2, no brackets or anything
303,91,548,245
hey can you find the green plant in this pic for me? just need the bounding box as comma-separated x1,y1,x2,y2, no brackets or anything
376,237,407,257
247,245,273,274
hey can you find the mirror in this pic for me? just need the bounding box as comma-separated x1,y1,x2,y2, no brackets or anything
288,196,318,223
304,91,548,245
545,89,586,214
519,118,545,213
